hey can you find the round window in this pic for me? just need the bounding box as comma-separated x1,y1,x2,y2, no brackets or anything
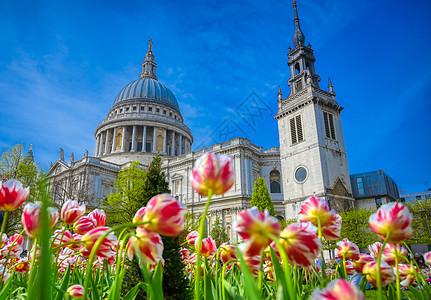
295,167,308,183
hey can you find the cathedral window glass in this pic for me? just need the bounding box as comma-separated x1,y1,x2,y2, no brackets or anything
156,108,160,113
148,107,152,112
140,106,145,111
294,166,307,183
323,111,336,139
270,170,281,193
133,106,137,111
290,115,303,144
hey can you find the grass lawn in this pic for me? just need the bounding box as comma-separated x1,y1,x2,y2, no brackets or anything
365,289,414,299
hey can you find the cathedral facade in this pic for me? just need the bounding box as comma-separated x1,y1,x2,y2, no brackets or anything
47,3,353,240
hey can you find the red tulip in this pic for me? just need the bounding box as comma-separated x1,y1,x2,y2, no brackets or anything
381,243,407,266
353,254,374,273
0,179,29,211
127,227,164,267
279,222,322,267
133,207,146,224
88,209,106,227
195,236,216,257
186,231,199,245
336,238,360,261
14,258,29,273
52,229,74,249
311,279,365,300
61,200,85,224
298,196,334,228
363,261,395,287
81,226,116,259
180,248,191,261
219,243,237,264
237,254,261,276
191,152,235,196
321,213,342,241
397,264,418,287
142,194,186,237
369,202,413,244
368,242,383,259
235,207,281,256
345,261,356,276
424,251,431,268
67,284,85,299
21,202,59,239
74,216,97,235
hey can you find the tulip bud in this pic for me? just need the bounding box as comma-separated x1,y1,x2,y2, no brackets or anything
66,284,85,299
186,231,199,245
397,264,418,287
424,251,431,268
133,207,146,224
219,243,237,264
353,254,374,273
336,238,360,261
21,202,59,239
311,279,365,300
0,179,30,211
382,243,407,266
195,236,216,257
127,227,164,267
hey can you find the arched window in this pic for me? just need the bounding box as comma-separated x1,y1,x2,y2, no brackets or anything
295,63,300,75
270,170,281,193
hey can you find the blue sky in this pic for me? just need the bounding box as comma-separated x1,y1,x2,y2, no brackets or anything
0,0,430,193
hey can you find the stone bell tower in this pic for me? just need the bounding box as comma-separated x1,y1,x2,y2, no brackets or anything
275,1,354,219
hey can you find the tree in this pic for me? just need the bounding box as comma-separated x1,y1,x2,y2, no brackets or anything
250,177,275,216
105,161,147,226
339,207,378,250
0,144,40,234
210,216,229,246
406,198,431,247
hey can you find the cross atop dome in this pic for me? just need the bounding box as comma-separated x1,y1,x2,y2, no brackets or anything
148,38,153,52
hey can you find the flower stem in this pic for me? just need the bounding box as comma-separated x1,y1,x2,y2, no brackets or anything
27,238,39,293
376,233,391,300
394,245,401,300
342,254,347,280
0,211,9,240
195,188,213,300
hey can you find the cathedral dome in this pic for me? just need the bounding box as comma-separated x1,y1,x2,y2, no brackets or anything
113,78,180,113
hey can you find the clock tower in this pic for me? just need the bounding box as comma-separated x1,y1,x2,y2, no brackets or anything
275,1,354,219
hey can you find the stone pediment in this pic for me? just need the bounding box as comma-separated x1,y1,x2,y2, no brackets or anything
327,177,351,198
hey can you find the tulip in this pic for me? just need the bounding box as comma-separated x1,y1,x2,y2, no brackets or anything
237,254,260,276
21,202,59,239
127,227,164,267
424,251,431,268
368,242,383,259
345,260,355,276
180,248,191,261
369,202,413,244
263,242,281,262
381,243,407,266
67,284,85,299
88,209,106,227
195,236,216,257
279,222,322,267
190,152,235,196
336,238,360,261
81,226,117,259
74,216,97,235
353,254,374,273
61,200,85,224
0,179,29,211
142,194,186,237
219,243,237,264
133,207,146,224
321,213,342,240
397,264,418,287
311,279,365,300
265,264,275,281
298,196,334,228
14,258,30,273
0,234,23,259
363,261,395,287
186,231,199,245
235,207,281,256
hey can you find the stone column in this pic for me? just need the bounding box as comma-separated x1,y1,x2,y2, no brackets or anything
163,130,167,154
142,125,147,152
171,131,176,156
112,128,117,152
121,126,126,152
131,125,136,152
152,127,157,153
179,135,183,155
94,134,100,156
104,129,110,154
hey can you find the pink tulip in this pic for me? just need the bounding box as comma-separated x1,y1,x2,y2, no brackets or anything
219,243,237,264
237,254,261,276
298,196,334,228
67,284,85,299
14,258,29,274
353,254,374,273
195,236,216,257
180,248,191,261
133,207,146,224
363,261,395,287
186,231,199,245
311,279,365,300
424,251,431,268
345,260,356,276
381,243,407,266
190,152,235,196
21,202,59,239
279,222,322,267
127,227,164,267
61,200,86,224
142,194,186,237
74,216,97,235
321,213,342,241
397,264,418,287
235,207,281,256
52,229,74,249
88,209,106,227
0,179,29,211
368,242,383,259
81,226,117,259
369,202,413,244
336,238,360,261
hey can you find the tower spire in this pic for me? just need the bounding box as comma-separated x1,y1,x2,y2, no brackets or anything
140,38,158,80
292,1,305,48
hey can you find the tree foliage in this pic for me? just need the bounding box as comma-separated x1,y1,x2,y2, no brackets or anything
210,216,229,247
339,207,377,250
250,177,275,216
105,161,147,226
405,197,431,246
